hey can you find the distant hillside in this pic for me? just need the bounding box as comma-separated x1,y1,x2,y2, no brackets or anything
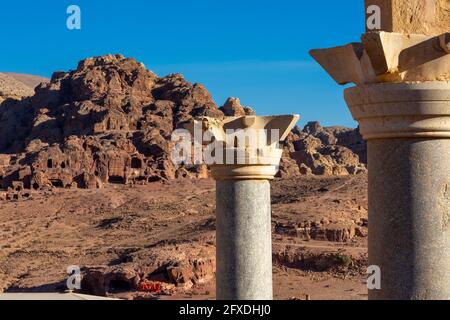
0,73,35,102
3,72,48,89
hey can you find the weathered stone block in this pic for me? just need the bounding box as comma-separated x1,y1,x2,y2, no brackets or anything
310,43,377,86
362,32,450,82
365,0,450,35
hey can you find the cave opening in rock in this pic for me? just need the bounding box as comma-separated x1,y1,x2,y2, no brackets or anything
108,279,131,292
148,176,161,183
108,176,125,184
50,179,64,188
131,158,142,169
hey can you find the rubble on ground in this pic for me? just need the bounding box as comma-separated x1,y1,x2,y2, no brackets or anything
80,258,215,298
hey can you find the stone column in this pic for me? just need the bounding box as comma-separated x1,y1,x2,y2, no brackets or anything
310,0,450,300
188,115,299,300
213,167,274,300
345,82,450,300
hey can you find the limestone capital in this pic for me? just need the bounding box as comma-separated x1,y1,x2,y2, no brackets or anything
185,115,299,180
344,82,450,140
310,32,450,86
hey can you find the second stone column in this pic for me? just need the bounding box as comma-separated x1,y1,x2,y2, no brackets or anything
215,175,272,300
188,115,299,300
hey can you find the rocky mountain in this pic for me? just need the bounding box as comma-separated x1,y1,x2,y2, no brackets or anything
0,54,366,192
278,122,367,178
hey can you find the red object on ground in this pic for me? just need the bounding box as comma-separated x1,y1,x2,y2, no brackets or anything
138,281,162,293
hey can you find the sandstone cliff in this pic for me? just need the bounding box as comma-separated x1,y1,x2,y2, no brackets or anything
0,55,366,191
278,122,367,178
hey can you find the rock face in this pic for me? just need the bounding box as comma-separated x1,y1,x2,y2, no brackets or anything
219,97,255,117
279,122,367,177
80,258,215,297
0,55,367,190
0,55,223,190
275,218,368,243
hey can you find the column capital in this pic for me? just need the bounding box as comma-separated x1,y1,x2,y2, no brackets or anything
186,115,299,180
344,82,450,140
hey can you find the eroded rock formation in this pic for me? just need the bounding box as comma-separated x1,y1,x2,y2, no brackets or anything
0,55,225,190
0,55,367,191
279,122,367,177
81,258,215,298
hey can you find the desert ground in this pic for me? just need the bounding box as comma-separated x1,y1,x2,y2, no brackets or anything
0,58,369,300
0,174,368,300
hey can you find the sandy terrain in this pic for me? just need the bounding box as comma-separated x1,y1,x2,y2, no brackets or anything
0,174,368,300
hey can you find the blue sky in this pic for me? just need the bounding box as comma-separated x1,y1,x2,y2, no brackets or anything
0,0,365,127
